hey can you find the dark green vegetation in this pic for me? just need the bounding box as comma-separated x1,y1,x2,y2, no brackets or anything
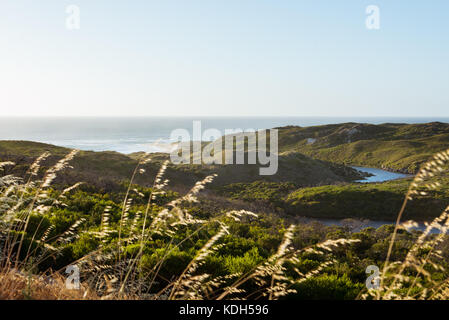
8,185,449,299
217,177,449,221
285,178,449,221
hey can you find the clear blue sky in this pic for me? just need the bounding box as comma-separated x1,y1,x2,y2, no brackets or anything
0,0,448,117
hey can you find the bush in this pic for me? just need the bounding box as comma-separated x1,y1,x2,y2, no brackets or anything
288,274,364,300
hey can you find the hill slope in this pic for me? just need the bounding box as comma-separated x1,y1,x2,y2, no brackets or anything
276,122,449,173
0,140,362,192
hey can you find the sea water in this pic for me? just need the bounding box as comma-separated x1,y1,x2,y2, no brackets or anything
0,116,448,154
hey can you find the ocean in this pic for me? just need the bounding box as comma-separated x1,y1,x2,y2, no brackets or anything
1,116,448,154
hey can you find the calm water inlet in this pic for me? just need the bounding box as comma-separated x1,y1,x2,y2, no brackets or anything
352,166,411,183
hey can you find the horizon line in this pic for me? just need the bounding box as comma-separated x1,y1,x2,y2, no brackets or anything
2,115,449,119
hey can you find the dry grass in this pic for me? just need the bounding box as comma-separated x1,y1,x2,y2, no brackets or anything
363,148,449,300
2,147,449,300
0,269,97,300
1,150,352,300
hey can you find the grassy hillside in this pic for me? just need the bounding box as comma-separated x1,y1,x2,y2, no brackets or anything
3,120,449,222
276,122,449,173
217,176,449,221
285,177,449,221
0,140,363,192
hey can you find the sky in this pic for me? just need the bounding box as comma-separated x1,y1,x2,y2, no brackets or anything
0,0,448,117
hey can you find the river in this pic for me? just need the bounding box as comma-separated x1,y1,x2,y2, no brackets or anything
301,166,439,233
351,166,412,183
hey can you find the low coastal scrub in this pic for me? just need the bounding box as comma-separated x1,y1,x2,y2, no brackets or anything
0,153,361,299
217,178,449,221
285,178,449,221
2,144,449,300
277,122,449,173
